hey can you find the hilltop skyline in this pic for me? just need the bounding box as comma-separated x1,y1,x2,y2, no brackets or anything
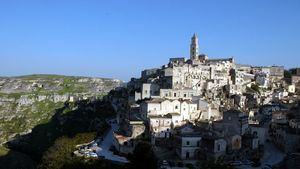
1,0,300,81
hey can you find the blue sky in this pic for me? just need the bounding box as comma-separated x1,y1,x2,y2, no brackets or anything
0,0,299,81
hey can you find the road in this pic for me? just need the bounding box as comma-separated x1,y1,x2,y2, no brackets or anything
238,132,284,169
260,140,284,166
95,119,129,163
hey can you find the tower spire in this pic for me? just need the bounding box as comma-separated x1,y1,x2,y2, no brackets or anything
190,33,199,60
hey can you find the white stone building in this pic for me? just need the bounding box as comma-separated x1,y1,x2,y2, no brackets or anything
140,98,199,122
256,72,269,88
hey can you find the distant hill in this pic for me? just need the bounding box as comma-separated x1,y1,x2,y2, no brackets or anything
0,74,123,144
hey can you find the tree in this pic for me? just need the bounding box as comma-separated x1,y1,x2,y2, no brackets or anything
198,158,234,169
128,142,157,169
39,132,123,169
284,70,292,78
251,84,260,93
39,132,95,169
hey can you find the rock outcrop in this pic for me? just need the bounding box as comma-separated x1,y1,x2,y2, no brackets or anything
0,74,123,144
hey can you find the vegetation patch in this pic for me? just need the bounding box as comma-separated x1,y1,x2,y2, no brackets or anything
0,146,9,156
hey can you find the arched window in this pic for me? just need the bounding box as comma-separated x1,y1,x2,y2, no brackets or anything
253,131,258,137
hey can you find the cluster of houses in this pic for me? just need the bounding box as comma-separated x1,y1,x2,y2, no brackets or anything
108,34,300,165
270,107,300,153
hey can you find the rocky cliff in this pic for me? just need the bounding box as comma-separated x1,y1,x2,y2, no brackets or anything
0,74,122,144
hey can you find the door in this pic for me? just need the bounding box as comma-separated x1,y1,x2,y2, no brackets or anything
186,152,190,159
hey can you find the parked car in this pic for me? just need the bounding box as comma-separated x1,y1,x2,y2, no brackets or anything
160,160,169,169
98,155,105,159
242,160,254,165
251,161,261,167
262,164,273,169
91,143,98,147
229,161,242,166
89,152,98,157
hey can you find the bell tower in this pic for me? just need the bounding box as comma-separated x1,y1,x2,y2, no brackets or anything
190,33,199,60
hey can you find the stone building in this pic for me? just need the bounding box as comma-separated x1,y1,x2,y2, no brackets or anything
140,98,199,123
113,120,145,154
190,33,199,61
199,133,227,159
118,33,288,162
174,125,202,160
292,75,300,84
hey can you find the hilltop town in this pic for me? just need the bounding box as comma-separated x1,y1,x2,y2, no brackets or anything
2,35,299,169
78,34,300,169
1,1,300,169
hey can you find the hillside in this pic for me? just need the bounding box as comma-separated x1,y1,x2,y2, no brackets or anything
0,74,122,144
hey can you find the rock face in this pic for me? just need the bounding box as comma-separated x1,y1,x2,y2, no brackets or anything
0,74,123,144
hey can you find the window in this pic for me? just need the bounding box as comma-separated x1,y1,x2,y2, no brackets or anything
184,94,187,97
175,105,178,109
145,90,148,94
186,141,190,145
174,93,177,97
253,131,258,137
217,144,221,151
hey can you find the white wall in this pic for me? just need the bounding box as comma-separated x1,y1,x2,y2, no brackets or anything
142,83,160,99
213,139,227,153
150,118,172,138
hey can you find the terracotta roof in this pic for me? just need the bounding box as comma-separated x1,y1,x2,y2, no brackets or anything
113,132,131,144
